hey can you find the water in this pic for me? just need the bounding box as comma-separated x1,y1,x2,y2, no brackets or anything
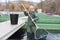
21,33,27,40
7,28,27,40
34,29,60,40
46,33,60,40
7,27,60,40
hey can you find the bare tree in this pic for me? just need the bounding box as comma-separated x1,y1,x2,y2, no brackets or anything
38,0,60,15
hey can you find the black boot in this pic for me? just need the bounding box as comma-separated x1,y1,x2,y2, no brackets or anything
27,32,35,40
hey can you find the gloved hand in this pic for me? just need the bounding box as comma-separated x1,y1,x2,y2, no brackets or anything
32,19,34,21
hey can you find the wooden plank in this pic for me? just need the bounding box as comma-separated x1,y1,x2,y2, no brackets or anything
0,16,28,40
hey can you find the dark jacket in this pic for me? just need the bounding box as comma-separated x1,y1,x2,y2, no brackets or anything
28,12,38,25
27,12,38,33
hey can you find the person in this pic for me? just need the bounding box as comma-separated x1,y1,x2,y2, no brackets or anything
27,5,38,40
21,4,38,40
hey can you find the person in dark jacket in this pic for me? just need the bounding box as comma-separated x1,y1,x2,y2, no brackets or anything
27,5,38,40
21,4,38,40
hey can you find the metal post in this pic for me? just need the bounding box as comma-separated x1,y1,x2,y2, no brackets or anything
39,0,42,12
41,0,42,9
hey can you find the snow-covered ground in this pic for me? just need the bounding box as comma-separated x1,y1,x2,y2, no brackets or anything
0,11,24,14
41,12,60,17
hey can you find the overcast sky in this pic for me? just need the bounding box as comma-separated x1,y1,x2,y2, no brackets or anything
0,0,45,3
